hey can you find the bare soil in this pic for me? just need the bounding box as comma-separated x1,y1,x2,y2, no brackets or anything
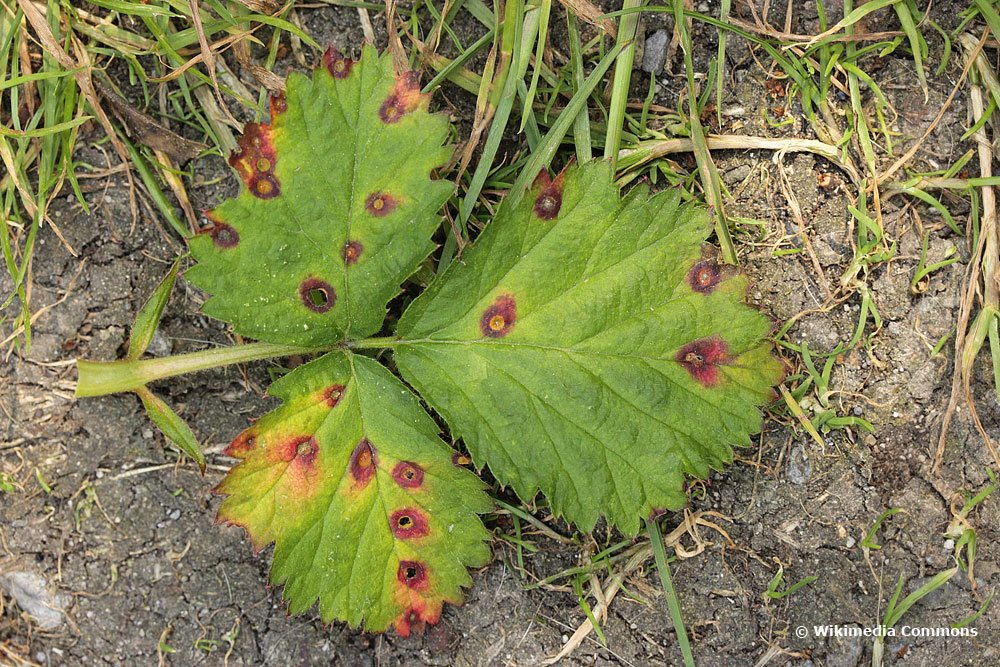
2,1,999,665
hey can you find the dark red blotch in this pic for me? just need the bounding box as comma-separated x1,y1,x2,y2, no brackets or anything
229,123,280,199
675,336,730,388
269,91,287,116
379,71,423,124
688,260,723,294
391,461,424,489
209,221,239,249
395,604,435,637
323,46,354,79
390,508,429,539
299,277,336,313
281,435,318,467
224,429,256,457
349,438,377,488
396,560,428,589
323,384,346,408
342,240,363,265
365,192,397,217
532,170,565,220
480,294,517,338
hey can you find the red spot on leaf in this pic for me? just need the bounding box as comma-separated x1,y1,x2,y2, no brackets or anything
299,277,335,313
349,438,377,488
395,603,438,637
675,336,730,387
295,437,318,466
209,222,239,249
379,71,424,124
532,171,564,220
365,192,396,217
280,435,316,464
224,429,256,457
396,560,428,589
688,260,722,294
251,174,279,199
390,508,429,539
230,123,280,199
322,46,354,79
342,240,363,265
479,294,516,338
391,461,424,489
269,91,287,116
323,384,346,408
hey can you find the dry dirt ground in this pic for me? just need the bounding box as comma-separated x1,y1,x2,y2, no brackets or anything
2,1,1000,665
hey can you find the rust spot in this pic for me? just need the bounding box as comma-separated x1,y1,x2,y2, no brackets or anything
230,123,280,199
532,171,565,220
342,240,363,265
391,461,424,489
294,437,318,466
365,192,396,217
252,174,279,198
390,508,429,539
452,452,471,467
210,222,239,249
675,336,730,388
279,435,315,463
688,260,722,294
224,429,256,457
479,294,516,338
299,277,335,313
323,384,346,408
396,560,428,589
395,604,434,637
349,438,377,487
269,91,287,116
323,46,353,79
379,71,424,124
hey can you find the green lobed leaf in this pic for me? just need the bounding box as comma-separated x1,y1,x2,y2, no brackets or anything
185,45,453,345
215,351,491,634
394,161,783,535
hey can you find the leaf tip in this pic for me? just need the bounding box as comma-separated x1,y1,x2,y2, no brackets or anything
322,46,354,79
379,71,425,124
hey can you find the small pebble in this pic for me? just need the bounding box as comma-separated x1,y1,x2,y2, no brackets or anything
944,539,955,551
169,509,181,521
641,30,669,73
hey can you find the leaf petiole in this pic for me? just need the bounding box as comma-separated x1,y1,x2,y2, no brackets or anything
75,342,326,397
